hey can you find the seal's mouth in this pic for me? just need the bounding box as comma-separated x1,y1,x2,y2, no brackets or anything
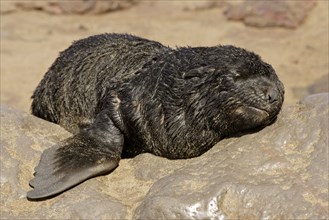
249,106,269,117
252,106,279,125
267,113,278,125
230,105,275,133
233,105,269,126
247,105,280,126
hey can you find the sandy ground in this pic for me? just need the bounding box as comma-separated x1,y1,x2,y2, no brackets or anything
1,1,328,113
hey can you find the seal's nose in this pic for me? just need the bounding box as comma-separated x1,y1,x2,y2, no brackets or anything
267,88,279,103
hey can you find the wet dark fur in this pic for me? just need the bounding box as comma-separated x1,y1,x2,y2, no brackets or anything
28,33,284,199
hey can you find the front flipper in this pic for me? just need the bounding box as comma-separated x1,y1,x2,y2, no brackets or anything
27,111,124,200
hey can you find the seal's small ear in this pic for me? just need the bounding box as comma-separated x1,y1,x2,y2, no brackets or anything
183,66,215,79
27,111,124,200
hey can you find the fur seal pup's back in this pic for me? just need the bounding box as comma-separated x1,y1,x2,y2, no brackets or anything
27,33,284,200
32,34,169,133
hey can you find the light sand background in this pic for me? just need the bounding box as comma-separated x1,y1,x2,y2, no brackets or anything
1,1,328,113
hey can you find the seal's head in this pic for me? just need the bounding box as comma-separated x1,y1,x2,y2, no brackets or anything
182,45,284,135
220,46,284,131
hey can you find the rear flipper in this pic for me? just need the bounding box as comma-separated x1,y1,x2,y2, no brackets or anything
27,111,124,200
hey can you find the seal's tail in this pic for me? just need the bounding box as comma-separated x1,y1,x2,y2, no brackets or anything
27,111,124,200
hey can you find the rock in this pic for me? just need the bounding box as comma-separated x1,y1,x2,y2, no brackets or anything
293,74,329,100
134,93,329,219
2,0,136,15
1,93,328,219
0,105,127,219
224,0,317,28
0,2,17,14
181,1,228,11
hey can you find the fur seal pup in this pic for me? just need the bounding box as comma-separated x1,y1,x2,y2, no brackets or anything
27,33,284,200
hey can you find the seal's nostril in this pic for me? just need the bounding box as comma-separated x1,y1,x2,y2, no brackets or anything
267,88,278,103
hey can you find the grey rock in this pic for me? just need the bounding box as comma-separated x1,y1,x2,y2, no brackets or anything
224,0,317,29
0,2,17,14
134,93,328,219
293,74,329,100
0,105,127,219
180,1,228,12
1,93,328,219
3,0,136,15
